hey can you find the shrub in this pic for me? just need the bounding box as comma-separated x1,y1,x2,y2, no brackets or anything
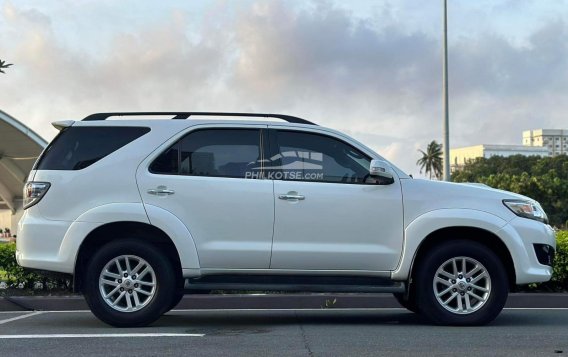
0,243,72,293
0,243,34,285
549,230,568,290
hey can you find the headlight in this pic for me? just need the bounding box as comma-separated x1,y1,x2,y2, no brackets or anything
503,199,548,224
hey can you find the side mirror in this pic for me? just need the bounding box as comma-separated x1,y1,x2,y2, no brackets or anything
369,159,395,185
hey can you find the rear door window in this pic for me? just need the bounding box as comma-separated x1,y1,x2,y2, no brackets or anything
150,129,262,179
35,126,150,170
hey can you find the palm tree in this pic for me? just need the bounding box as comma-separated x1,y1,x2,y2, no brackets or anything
0,59,13,74
417,140,443,180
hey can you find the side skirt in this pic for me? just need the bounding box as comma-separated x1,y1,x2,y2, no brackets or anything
184,274,405,293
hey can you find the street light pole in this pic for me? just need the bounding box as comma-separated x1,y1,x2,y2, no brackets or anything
442,0,450,181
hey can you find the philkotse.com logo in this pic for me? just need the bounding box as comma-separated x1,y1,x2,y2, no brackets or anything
244,150,324,180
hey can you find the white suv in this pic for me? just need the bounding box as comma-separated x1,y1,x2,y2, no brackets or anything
17,112,555,327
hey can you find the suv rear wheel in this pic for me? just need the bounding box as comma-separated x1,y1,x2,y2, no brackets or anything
416,240,508,326
83,239,176,327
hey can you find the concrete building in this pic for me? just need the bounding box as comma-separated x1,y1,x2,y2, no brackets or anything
451,128,567,171
450,144,548,170
0,110,47,236
523,129,568,156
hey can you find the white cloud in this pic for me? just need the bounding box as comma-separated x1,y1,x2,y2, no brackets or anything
1,0,567,176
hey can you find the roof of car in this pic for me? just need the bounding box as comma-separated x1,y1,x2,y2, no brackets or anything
82,112,317,125
72,118,318,130
66,113,410,179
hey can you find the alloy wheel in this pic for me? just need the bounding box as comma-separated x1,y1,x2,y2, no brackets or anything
432,256,491,315
98,255,157,312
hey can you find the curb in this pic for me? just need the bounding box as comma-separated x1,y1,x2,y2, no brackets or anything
1,293,567,312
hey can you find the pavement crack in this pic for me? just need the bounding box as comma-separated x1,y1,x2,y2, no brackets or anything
295,311,314,357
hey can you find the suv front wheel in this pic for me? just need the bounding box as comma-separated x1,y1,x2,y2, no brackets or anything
83,239,176,327
416,240,508,326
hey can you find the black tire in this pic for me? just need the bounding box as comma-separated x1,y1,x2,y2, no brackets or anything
415,240,508,326
393,292,419,313
164,289,213,313
166,290,184,312
83,239,176,327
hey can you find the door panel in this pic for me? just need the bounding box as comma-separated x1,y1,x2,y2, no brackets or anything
137,127,274,269
269,129,404,271
271,180,403,270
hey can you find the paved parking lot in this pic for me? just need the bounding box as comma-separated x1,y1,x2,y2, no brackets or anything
0,308,567,356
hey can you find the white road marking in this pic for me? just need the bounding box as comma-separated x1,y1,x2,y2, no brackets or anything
0,333,204,339
0,311,44,325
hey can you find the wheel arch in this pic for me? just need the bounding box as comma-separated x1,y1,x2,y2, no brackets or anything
74,221,182,292
391,209,517,289
408,226,516,290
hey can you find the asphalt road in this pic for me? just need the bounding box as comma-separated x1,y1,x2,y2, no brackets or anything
0,308,566,356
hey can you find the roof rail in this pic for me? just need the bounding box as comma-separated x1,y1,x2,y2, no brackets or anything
82,112,316,125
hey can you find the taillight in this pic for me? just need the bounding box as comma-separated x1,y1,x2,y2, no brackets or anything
23,182,51,209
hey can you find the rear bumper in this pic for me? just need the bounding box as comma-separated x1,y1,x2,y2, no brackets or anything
16,209,100,275
16,210,75,274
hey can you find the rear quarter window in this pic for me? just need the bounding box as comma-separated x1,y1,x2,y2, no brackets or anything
34,126,150,170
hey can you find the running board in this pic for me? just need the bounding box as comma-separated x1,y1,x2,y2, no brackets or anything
184,275,405,293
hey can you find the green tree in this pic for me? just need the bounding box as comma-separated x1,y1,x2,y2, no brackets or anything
0,59,13,74
452,154,568,227
417,140,443,180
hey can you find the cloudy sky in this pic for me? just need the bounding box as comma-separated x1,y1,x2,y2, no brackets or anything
1,0,567,175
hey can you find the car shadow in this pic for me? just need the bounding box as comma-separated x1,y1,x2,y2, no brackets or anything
152,308,568,331
155,309,431,328
18,309,564,332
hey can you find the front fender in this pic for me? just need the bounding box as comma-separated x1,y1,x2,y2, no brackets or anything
391,209,508,281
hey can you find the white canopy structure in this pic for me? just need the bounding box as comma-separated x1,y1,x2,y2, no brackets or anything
0,110,47,232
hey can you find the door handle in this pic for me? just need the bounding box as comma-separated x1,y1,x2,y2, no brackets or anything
278,194,305,201
147,186,175,196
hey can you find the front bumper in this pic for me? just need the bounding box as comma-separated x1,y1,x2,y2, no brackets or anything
533,243,555,266
496,216,556,284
